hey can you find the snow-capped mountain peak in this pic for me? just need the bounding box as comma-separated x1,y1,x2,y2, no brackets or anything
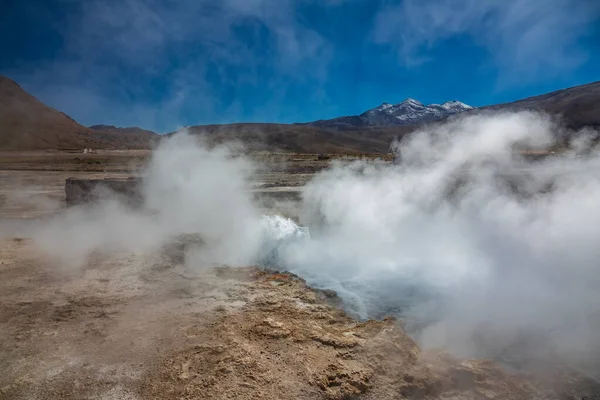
304,97,474,128
360,98,473,126
400,98,424,106
375,102,394,111
439,100,474,111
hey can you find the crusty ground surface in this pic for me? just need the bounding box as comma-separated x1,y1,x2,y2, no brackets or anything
1,237,599,400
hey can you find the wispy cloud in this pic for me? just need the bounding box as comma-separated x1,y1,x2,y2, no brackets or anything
6,0,335,131
371,0,600,84
6,0,596,129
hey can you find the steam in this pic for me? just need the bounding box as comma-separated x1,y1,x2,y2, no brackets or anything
281,111,600,374
371,0,599,82
32,132,307,270
29,112,600,376
33,133,263,268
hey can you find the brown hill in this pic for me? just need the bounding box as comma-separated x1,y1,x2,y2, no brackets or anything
169,123,414,154
483,80,600,130
90,124,159,139
0,76,157,150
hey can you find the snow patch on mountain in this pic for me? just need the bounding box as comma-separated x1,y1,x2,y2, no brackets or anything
362,98,473,126
301,98,474,128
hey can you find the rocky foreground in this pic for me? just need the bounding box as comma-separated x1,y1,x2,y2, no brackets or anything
0,237,598,400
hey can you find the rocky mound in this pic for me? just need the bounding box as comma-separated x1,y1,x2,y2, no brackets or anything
140,268,597,400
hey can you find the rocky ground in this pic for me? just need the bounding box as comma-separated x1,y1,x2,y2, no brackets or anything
0,238,572,400
0,152,598,399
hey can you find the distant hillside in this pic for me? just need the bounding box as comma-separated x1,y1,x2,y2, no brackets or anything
90,124,158,137
0,76,157,150
89,125,159,148
480,81,600,130
169,123,414,154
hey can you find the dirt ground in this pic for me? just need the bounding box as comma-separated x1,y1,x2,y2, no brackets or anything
0,151,319,219
0,152,598,400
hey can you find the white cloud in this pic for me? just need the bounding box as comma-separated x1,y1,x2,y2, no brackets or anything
371,0,600,83
7,0,335,131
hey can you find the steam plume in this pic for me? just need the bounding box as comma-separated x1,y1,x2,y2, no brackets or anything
280,111,600,375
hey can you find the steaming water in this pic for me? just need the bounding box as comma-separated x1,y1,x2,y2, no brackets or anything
256,215,310,268
256,215,443,324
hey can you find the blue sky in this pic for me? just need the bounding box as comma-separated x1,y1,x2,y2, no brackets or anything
1,0,599,133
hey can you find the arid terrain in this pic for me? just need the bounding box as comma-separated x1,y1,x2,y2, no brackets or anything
1,152,599,400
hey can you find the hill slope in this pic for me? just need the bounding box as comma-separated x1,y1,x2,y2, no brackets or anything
89,124,159,148
0,76,157,150
170,123,414,154
482,81,600,129
89,124,158,138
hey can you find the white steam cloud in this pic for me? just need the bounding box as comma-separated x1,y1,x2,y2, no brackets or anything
281,111,600,374
29,112,600,376
33,133,263,268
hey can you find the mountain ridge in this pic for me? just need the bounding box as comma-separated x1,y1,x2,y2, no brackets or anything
89,124,159,139
177,81,600,153
1,74,599,153
301,98,473,129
